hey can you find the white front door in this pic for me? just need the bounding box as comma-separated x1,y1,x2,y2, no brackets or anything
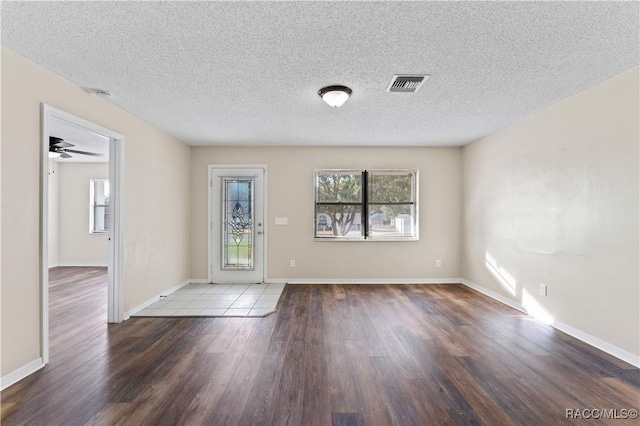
209,166,265,283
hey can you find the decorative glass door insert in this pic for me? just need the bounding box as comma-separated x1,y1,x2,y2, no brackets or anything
222,177,254,270
209,166,264,284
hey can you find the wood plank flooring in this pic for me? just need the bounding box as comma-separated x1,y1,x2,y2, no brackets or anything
1,267,638,425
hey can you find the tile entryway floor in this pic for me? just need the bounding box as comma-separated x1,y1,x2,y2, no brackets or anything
132,283,285,317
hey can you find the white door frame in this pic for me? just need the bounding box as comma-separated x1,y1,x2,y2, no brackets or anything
208,164,268,283
40,104,125,364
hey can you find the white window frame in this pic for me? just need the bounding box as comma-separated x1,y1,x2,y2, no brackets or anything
89,178,109,234
314,169,419,241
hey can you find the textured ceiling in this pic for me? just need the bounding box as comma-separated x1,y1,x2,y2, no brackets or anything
2,1,638,147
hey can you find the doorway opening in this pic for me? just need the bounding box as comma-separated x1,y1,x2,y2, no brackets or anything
40,104,125,364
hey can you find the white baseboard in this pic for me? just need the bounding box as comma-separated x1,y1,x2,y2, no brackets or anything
124,279,192,319
1,358,44,391
552,320,640,368
460,279,527,314
189,278,210,284
460,279,639,368
268,278,462,285
57,262,108,267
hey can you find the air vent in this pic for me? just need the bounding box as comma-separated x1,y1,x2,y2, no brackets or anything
386,75,428,93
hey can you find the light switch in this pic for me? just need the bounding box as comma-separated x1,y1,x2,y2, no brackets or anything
275,217,288,225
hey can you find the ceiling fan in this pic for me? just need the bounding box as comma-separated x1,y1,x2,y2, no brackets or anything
49,136,104,159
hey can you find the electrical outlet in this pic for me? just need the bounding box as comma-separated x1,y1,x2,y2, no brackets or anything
436,259,442,267
539,283,547,296
290,259,296,268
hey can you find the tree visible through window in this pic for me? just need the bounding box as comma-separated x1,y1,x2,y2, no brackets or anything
316,171,362,238
314,170,418,240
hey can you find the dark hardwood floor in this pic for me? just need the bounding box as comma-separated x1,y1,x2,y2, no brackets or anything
2,267,638,425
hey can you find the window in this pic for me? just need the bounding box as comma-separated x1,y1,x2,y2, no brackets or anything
314,169,418,240
90,179,109,234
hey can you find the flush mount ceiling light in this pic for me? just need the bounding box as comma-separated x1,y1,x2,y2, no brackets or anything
318,85,352,108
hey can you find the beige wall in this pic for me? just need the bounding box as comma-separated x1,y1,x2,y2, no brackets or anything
462,67,639,357
191,147,463,281
58,162,109,266
1,47,191,376
3,42,636,380
48,160,60,267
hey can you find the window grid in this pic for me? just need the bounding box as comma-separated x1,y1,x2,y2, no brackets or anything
314,169,418,241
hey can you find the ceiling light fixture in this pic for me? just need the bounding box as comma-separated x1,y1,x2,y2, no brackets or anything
48,151,61,158
319,85,352,108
